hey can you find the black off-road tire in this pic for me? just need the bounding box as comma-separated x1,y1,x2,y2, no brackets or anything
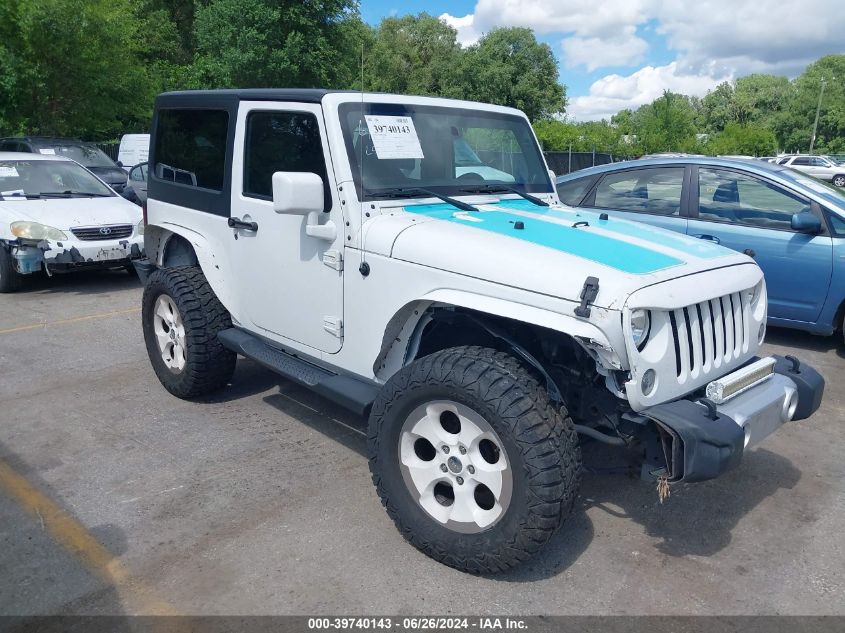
142,266,236,398
368,346,581,574
0,247,23,293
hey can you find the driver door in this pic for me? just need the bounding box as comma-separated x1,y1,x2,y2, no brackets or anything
229,102,345,353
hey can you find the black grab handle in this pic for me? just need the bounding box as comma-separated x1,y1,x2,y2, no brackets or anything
228,217,258,231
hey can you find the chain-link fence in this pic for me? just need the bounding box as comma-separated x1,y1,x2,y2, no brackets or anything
543,150,632,176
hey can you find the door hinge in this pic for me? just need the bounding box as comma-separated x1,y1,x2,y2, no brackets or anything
322,250,343,271
323,316,343,338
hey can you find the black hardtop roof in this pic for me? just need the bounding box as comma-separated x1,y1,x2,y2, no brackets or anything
156,88,356,106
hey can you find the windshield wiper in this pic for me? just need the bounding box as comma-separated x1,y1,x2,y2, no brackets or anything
364,187,478,212
458,184,549,207
38,191,111,198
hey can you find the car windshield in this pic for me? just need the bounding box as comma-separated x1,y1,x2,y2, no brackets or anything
36,144,117,168
0,160,114,198
339,102,551,199
777,169,845,209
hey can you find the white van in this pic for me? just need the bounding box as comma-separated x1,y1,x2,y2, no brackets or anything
117,134,150,172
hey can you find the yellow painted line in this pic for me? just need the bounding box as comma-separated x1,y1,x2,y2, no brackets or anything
0,307,140,335
0,459,179,615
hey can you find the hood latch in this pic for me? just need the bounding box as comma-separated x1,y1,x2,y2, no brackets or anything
574,276,600,318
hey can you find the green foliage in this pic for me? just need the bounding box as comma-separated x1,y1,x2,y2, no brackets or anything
706,122,777,156
191,0,364,89
458,28,566,121
364,13,463,97
534,119,630,155
634,91,698,153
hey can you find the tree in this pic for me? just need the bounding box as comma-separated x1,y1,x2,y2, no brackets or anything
698,81,735,133
1,0,155,139
706,122,776,156
364,13,462,97
191,0,365,90
459,28,566,121
634,90,698,153
776,55,845,153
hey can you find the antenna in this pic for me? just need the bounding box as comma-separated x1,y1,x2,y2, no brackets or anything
359,42,368,272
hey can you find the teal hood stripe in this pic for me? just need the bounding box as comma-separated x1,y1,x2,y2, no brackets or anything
404,203,684,275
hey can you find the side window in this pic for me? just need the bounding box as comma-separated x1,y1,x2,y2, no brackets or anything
556,176,596,206
0,142,14,151
153,109,228,191
828,213,845,237
130,166,143,181
593,167,684,216
810,157,828,167
792,157,811,166
698,168,809,230
243,110,331,210
140,164,148,180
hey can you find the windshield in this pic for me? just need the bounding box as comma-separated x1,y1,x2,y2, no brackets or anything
778,168,845,210
339,102,550,198
35,144,117,168
0,160,114,198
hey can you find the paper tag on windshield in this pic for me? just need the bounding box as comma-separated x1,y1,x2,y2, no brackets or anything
0,166,19,178
39,148,56,155
364,115,424,159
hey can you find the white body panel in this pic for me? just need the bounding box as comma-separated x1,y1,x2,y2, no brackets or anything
144,92,769,412
118,134,150,172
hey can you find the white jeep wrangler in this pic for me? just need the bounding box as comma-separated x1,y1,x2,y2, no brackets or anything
136,89,824,573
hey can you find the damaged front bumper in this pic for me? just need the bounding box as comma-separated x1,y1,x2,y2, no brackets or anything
9,237,144,274
641,355,824,483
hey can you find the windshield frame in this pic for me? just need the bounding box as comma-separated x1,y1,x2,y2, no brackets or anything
0,159,116,199
338,102,553,201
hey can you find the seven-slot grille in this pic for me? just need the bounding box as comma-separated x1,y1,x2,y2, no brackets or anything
666,291,750,384
70,225,133,241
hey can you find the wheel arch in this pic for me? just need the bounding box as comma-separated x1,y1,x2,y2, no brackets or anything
373,289,626,387
144,223,238,317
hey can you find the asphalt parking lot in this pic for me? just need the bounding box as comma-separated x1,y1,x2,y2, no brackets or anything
1,271,844,616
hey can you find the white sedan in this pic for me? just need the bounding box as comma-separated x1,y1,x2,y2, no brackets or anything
0,152,145,292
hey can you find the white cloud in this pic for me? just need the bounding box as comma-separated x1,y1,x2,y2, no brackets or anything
561,28,648,72
439,13,481,47
567,62,732,121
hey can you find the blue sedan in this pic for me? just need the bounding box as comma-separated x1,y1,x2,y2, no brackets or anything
556,157,845,338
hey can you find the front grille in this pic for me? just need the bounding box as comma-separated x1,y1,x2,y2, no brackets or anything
71,224,133,241
666,291,750,384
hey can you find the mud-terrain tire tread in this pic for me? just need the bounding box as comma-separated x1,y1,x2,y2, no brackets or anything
142,265,236,398
368,345,581,574
0,247,23,293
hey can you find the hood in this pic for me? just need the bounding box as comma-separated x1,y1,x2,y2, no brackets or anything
87,166,127,184
370,198,752,310
0,196,142,231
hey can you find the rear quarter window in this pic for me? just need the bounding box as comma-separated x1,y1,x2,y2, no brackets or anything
153,109,229,191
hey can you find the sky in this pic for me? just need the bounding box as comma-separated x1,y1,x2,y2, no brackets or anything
360,0,845,121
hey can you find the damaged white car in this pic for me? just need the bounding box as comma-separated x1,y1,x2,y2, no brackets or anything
0,152,144,292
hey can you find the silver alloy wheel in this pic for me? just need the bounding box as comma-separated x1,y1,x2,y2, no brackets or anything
399,400,513,534
834,175,845,187
153,294,187,372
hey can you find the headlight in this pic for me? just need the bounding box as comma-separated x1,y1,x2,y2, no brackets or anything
136,220,145,236
10,221,68,241
746,281,763,306
630,309,651,350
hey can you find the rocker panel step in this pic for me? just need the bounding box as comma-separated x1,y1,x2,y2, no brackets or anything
218,328,379,416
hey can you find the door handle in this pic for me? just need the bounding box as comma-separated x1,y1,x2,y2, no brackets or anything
693,234,720,244
228,217,258,232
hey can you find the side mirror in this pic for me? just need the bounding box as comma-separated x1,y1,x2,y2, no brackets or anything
117,160,123,167
271,171,336,241
272,172,324,215
791,211,822,234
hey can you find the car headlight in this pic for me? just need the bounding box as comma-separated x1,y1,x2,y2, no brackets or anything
136,220,145,236
10,221,68,241
630,309,651,350
746,280,763,307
